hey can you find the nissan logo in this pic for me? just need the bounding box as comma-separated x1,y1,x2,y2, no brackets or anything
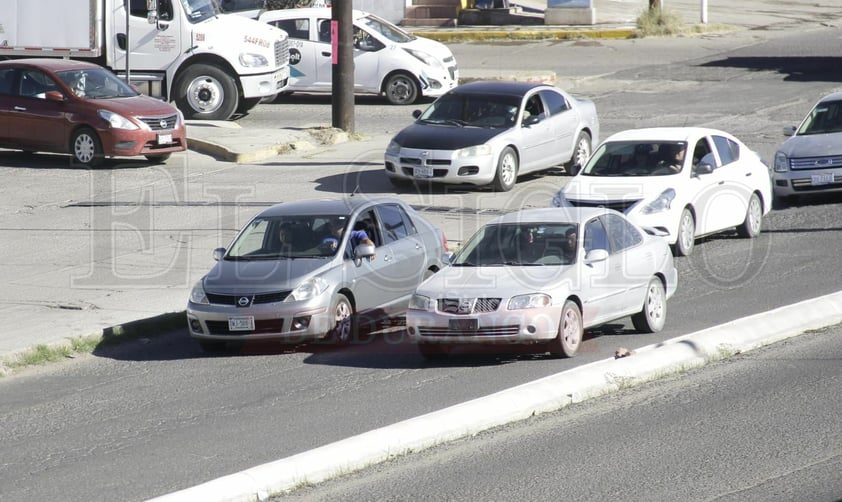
159,119,168,129
237,296,251,307
458,298,473,314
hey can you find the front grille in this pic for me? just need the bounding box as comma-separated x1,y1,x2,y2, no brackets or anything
138,114,178,131
438,297,501,314
568,199,640,213
401,167,449,178
417,325,520,337
791,177,842,191
400,157,452,166
206,291,290,306
276,38,289,67
206,319,284,336
790,155,842,170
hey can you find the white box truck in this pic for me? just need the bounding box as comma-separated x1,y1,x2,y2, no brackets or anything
0,0,290,120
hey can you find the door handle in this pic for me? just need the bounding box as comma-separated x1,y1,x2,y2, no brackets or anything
14,106,26,111
321,51,331,57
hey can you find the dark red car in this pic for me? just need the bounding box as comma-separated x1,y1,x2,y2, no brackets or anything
0,58,187,166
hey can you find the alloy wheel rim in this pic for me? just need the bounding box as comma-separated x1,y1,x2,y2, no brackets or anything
501,153,516,186
75,135,94,163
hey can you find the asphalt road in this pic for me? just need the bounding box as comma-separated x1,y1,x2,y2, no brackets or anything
2,23,842,502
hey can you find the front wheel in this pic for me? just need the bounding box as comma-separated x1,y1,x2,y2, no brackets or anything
672,208,695,256
564,130,592,176
384,73,419,105
71,127,104,167
236,97,262,115
549,300,583,358
492,146,518,192
327,293,356,344
631,277,667,333
736,192,763,238
174,64,238,120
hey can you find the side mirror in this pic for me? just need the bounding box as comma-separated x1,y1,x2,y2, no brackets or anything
412,109,422,119
353,243,376,266
147,10,159,24
583,248,608,264
523,114,540,126
694,162,714,175
212,248,226,261
783,125,797,136
45,90,65,102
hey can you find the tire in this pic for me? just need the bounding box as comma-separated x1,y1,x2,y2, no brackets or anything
549,300,583,358
672,207,695,256
70,127,104,167
736,192,763,238
631,277,667,333
418,342,448,361
384,73,419,105
492,146,518,192
564,130,591,176
145,153,172,164
327,293,356,344
174,64,238,121
236,97,262,115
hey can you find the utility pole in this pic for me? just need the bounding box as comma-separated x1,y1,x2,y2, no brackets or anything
331,1,354,133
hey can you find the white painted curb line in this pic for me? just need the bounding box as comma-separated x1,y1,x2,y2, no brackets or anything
148,290,842,502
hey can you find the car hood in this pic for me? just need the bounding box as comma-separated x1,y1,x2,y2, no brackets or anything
90,95,180,118
778,132,842,158
203,257,330,294
417,264,570,298
402,35,455,61
392,123,503,150
563,174,677,202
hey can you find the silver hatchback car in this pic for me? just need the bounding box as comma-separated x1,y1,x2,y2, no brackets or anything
187,197,449,352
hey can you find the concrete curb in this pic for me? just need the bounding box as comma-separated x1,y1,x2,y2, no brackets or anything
148,289,842,502
187,128,352,164
411,27,637,42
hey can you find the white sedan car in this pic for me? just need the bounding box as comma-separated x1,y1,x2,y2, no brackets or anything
406,207,677,359
385,81,599,191
553,127,772,256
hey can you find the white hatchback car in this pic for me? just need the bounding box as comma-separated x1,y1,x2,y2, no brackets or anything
553,127,772,256
259,8,458,104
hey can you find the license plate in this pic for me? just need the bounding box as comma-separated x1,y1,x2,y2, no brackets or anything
157,133,172,145
228,316,255,331
449,318,478,332
811,173,834,185
414,165,433,178
273,67,290,82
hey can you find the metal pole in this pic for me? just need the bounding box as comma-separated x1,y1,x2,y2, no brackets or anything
331,1,354,133
125,0,131,84
700,0,708,24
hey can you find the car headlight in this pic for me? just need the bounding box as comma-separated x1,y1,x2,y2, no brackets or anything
455,144,493,158
641,188,676,215
386,140,402,156
286,277,329,302
408,294,435,311
239,52,269,67
189,280,209,305
774,151,789,172
403,48,441,69
508,294,551,310
98,110,139,130
551,190,570,208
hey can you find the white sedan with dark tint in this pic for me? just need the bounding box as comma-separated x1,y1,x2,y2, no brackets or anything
406,207,677,359
384,81,599,192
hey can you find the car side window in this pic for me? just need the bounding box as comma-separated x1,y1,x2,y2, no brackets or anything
353,27,383,51
583,218,610,254
0,68,16,95
540,89,568,116
602,213,642,253
272,18,309,40
523,94,546,121
317,18,331,43
353,209,381,247
18,70,59,99
376,204,412,244
712,135,740,166
692,137,715,169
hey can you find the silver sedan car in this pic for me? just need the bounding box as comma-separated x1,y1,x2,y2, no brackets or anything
406,207,677,359
187,197,450,352
384,81,599,192
772,92,842,203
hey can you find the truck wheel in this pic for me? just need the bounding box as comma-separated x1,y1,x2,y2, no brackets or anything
175,64,238,120
71,127,104,167
236,97,262,115
384,73,419,105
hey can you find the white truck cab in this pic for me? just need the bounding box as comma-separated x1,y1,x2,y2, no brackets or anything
259,8,458,105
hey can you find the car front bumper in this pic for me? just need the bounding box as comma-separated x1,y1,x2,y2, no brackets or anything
384,148,497,186
406,305,561,345
102,126,187,158
771,168,842,197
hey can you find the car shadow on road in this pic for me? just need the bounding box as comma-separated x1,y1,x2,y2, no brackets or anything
0,151,167,170
700,56,842,82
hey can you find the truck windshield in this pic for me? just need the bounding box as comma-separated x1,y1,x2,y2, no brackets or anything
180,0,221,23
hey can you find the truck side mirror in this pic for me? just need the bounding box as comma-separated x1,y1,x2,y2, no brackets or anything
146,0,159,24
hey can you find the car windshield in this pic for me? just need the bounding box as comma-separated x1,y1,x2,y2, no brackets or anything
582,141,688,177
359,14,414,43
55,68,138,99
180,0,221,23
797,100,842,135
454,222,578,266
225,215,348,260
419,93,520,128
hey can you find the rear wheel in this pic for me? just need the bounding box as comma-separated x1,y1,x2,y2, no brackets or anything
384,73,419,105
549,300,583,358
736,193,763,238
631,277,667,333
71,127,104,167
565,130,591,175
327,293,356,344
672,208,695,256
492,146,518,192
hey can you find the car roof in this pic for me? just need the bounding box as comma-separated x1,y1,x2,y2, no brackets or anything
448,80,551,97
260,8,370,21
601,126,731,143
257,197,407,218
818,92,842,103
489,207,615,225
0,58,102,72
